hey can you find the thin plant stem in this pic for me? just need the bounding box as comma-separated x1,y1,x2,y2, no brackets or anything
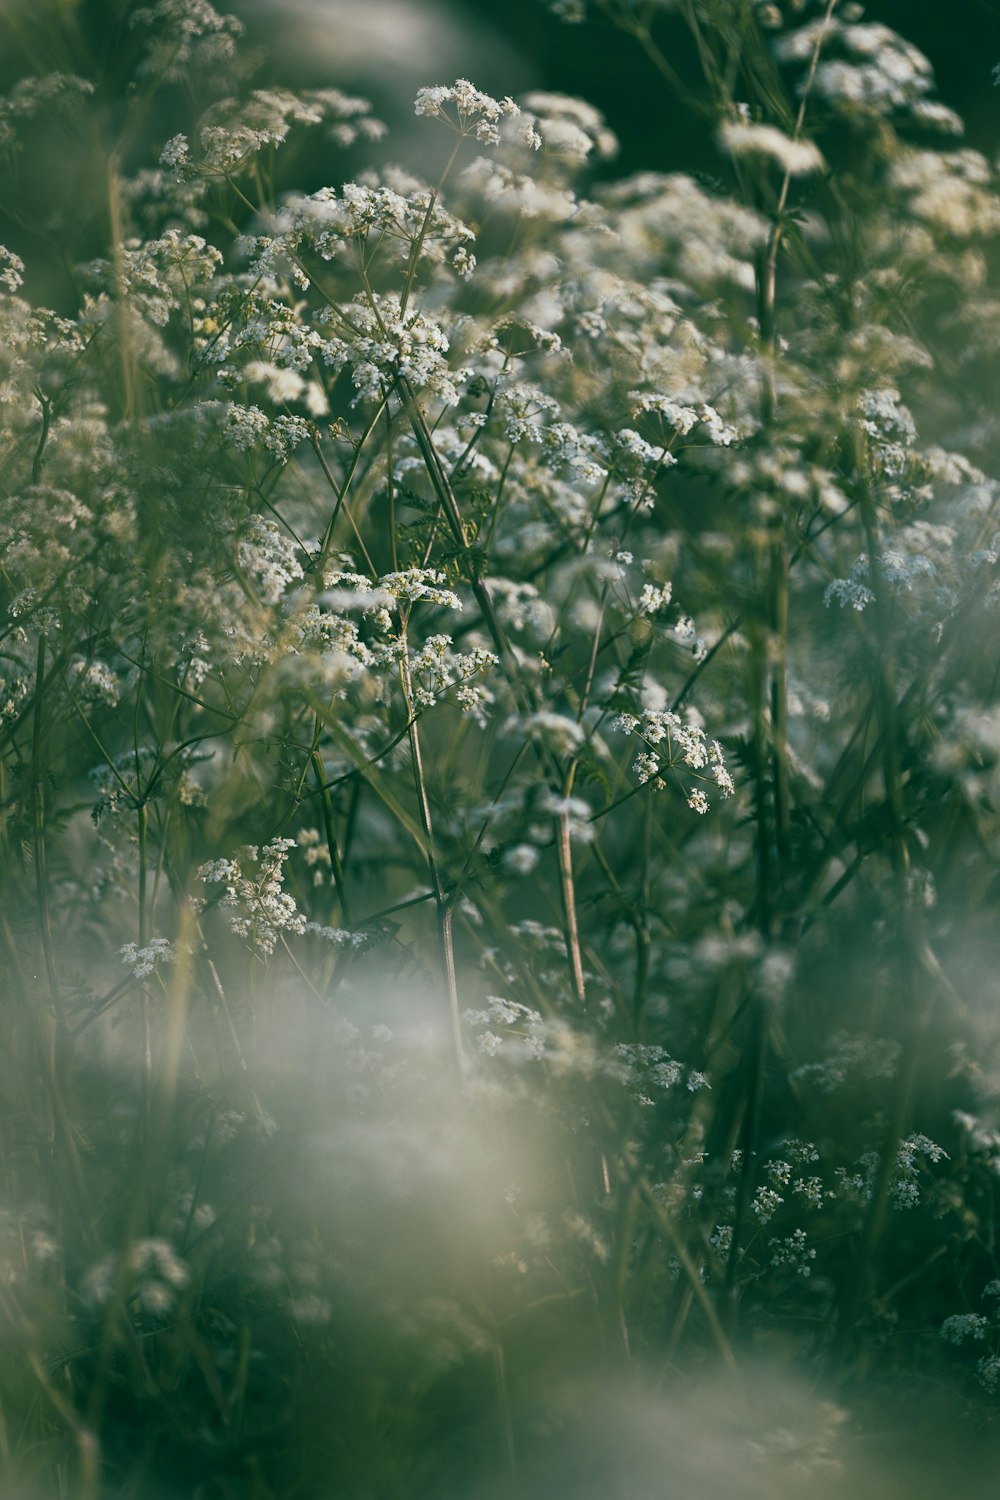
30,635,62,1021
311,746,352,926
398,635,464,1066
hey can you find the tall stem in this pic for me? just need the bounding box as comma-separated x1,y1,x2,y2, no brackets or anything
311,748,352,927
833,463,924,1359
30,636,62,1020
557,798,587,1007
398,641,463,1066
137,802,148,949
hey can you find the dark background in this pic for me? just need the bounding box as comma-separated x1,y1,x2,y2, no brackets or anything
244,0,1000,176
1,0,996,170
449,0,1000,171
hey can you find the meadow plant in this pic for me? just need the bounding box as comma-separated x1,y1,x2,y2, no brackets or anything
1,0,1000,1494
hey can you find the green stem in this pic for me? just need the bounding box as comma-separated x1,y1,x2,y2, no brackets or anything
311,747,351,926
137,802,148,949
30,636,62,1020
398,639,463,1066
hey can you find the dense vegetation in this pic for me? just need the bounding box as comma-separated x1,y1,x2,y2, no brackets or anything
1,0,1000,1494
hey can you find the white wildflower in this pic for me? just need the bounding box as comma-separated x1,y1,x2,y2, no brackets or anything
120,939,175,979
719,121,825,177
769,1228,817,1276
199,838,306,958
414,79,519,147
940,1313,989,1344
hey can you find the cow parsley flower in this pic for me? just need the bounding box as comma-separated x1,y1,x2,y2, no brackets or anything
940,1313,989,1344
414,80,519,147
519,92,617,162
238,517,304,604
753,1187,784,1223
376,568,462,610
199,838,306,958
120,939,175,979
130,0,243,80
637,581,673,615
718,121,825,177
769,1228,817,1276
0,246,25,293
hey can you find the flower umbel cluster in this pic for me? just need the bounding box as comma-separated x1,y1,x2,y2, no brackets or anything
414,80,520,146
199,839,306,958
614,709,734,810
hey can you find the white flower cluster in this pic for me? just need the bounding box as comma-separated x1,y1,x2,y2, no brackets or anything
460,157,578,222
304,923,367,949
489,314,563,360
82,230,223,329
767,1134,827,1218
718,121,824,178
484,578,553,637
792,1034,900,1093
858,386,917,468
414,80,520,147
0,246,25,294
889,149,1000,239
195,88,383,175
464,995,547,1061
278,171,475,279
602,171,766,291
73,658,121,707
892,1132,948,1207
710,1224,733,1256
519,92,617,162
519,710,585,754
777,19,947,127
753,1186,784,1224
637,581,673,615
952,1111,1000,1176
199,838,306,958
83,1236,190,1318
539,791,596,846
242,361,328,415
769,1228,817,1276
843,1133,948,1210
612,429,674,490
630,391,740,447
130,0,243,80
940,1313,989,1345
237,516,305,604
408,634,499,714
320,293,457,404
543,421,609,485
120,939,175,979
614,709,734,808
824,549,936,612
159,134,190,172
497,381,561,445
370,568,463,612
614,1043,708,1107
224,404,310,460
0,672,30,725
0,74,95,152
